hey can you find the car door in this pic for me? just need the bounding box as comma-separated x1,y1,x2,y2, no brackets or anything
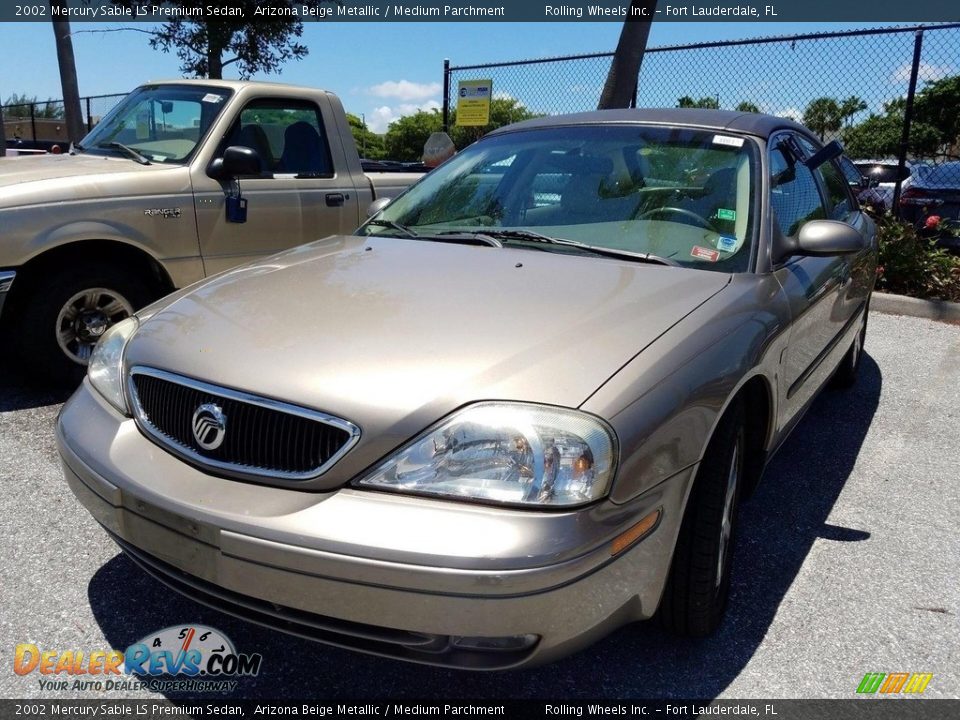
770,132,851,426
191,96,360,276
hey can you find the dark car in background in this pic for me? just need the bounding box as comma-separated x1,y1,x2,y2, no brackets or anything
899,161,960,252
854,159,914,211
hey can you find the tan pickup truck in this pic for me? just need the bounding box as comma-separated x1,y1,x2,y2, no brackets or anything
0,79,420,381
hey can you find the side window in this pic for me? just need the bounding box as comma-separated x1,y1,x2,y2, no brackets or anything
795,135,854,219
817,160,855,219
227,99,333,177
769,140,826,237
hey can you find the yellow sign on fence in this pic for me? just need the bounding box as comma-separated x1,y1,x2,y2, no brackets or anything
456,79,492,126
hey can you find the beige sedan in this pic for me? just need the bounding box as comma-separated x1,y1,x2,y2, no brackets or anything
58,109,876,669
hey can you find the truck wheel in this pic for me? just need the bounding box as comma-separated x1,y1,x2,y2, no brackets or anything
658,398,745,637
15,262,153,384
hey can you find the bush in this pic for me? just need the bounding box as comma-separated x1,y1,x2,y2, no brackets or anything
874,215,960,302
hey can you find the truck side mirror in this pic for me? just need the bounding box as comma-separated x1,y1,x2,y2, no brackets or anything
209,145,262,180
367,197,392,217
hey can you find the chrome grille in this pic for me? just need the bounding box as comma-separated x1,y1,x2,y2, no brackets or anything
128,367,359,481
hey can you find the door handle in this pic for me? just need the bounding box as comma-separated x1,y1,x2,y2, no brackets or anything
325,193,345,207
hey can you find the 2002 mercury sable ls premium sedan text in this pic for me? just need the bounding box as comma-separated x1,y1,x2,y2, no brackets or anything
58,109,877,670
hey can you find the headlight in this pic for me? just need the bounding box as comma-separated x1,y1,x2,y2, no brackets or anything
87,316,138,414
357,403,616,507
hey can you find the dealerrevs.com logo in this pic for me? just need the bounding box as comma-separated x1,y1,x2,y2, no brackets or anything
14,625,263,693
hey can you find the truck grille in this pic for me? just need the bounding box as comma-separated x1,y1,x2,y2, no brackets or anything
128,367,359,481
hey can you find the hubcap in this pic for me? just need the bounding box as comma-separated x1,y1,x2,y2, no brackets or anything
716,440,740,590
55,288,134,365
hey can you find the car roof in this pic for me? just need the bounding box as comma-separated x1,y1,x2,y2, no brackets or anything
487,108,812,139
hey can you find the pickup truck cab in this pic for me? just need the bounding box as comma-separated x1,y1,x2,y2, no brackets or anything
0,79,419,381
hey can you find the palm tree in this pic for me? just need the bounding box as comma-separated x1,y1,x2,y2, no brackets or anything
803,97,843,140
839,96,867,128
50,1,85,144
598,0,658,109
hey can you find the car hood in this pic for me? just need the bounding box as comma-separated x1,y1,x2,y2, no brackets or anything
125,235,730,488
0,153,179,208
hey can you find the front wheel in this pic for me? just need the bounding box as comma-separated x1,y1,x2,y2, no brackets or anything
14,262,154,384
659,398,746,637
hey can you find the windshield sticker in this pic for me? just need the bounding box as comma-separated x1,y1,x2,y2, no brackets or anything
201,93,223,103
691,246,720,262
717,208,737,221
717,235,739,252
712,134,745,148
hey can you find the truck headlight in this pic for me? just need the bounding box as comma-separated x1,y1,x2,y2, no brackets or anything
87,317,138,414
357,403,616,507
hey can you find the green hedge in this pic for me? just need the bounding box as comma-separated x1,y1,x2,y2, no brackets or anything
875,215,960,303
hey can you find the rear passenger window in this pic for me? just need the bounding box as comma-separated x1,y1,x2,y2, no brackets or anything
227,99,333,177
817,160,855,219
769,143,826,236
796,135,854,220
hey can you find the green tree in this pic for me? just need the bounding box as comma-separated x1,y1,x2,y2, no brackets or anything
2,94,64,119
115,0,329,79
842,98,940,159
678,96,720,109
839,96,867,128
802,97,843,140
912,74,960,156
384,109,443,162
449,97,539,148
735,101,760,113
346,113,385,159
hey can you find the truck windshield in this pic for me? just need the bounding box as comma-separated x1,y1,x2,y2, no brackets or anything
360,125,759,272
78,85,233,164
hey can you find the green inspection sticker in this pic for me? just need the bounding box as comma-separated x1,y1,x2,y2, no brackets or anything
717,208,736,221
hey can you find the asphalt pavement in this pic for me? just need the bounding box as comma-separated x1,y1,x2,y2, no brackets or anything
1,311,958,700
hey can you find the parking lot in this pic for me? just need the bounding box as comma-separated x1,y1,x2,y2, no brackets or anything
1,310,958,700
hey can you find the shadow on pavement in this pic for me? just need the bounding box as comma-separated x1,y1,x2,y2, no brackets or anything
88,355,882,699
0,358,72,412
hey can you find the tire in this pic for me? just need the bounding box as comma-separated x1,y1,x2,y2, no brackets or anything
13,261,155,385
831,306,868,389
659,398,746,637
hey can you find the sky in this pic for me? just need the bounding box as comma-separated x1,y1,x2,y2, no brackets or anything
0,20,929,133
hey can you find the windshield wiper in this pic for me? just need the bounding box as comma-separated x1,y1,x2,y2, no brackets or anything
70,142,84,155
97,142,151,165
446,229,678,266
366,218,419,238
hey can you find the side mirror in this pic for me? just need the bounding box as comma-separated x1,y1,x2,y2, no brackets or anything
367,197,392,218
208,145,262,180
796,220,865,256
773,220,866,263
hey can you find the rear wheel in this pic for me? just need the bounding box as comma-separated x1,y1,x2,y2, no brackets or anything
659,398,745,637
14,262,154,385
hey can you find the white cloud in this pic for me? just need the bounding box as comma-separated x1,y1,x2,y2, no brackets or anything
774,106,803,122
368,80,443,101
366,100,442,133
891,62,956,83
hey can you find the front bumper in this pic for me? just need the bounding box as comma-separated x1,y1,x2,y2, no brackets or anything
58,380,693,669
0,270,15,316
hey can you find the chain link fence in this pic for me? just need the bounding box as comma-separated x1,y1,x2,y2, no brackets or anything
2,93,125,149
445,23,960,228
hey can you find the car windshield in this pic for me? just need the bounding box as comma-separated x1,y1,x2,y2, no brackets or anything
77,85,232,164
359,125,759,272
